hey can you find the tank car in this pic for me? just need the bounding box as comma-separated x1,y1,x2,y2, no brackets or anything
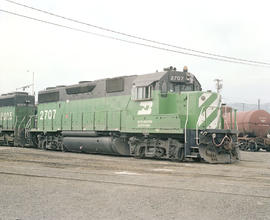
29,66,239,163
224,109,270,151
0,92,36,146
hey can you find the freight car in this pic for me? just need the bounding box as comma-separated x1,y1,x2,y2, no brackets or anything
28,66,239,163
0,92,35,146
224,109,270,151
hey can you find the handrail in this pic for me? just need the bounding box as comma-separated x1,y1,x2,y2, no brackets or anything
196,106,206,145
25,116,33,129
18,116,26,131
196,103,224,145
184,94,189,144
25,116,33,138
24,115,37,138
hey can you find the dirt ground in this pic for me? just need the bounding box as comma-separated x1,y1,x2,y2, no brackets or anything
0,147,270,220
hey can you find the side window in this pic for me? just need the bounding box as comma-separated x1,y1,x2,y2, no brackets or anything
131,85,152,100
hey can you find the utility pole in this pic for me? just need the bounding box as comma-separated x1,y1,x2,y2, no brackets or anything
32,71,35,96
16,70,35,95
214,79,223,93
258,99,260,110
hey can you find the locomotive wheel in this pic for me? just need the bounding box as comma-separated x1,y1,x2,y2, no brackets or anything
174,147,184,162
4,135,9,146
135,146,145,159
42,140,47,150
192,157,202,162
38,139,43,149
32,137,39,148
61,143,68,152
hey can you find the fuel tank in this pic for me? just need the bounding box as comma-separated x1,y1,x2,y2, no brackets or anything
225,110,270,137
63,136,130,155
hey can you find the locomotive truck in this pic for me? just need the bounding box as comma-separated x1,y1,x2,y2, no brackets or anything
26,66,239,163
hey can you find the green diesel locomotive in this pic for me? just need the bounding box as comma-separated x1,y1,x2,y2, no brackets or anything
0,92,35,146
30,66,239,163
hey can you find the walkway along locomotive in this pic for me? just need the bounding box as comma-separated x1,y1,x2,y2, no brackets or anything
26,66,239,163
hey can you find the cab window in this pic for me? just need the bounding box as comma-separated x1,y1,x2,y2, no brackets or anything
131,85,152,100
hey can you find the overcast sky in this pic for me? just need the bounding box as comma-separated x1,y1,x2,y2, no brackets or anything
0,0,269,104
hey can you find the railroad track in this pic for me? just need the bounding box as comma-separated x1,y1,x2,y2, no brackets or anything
1,148,270,191
1,170,270,200
1,156,270,186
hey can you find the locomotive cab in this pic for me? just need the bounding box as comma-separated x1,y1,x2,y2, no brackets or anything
165,66,202,93
131,66,201,101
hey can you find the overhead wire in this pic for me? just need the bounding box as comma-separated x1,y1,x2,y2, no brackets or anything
3,0,270,66
0,9,270,68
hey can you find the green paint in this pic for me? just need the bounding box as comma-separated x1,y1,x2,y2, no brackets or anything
35,90,223,134
0,105,35,130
